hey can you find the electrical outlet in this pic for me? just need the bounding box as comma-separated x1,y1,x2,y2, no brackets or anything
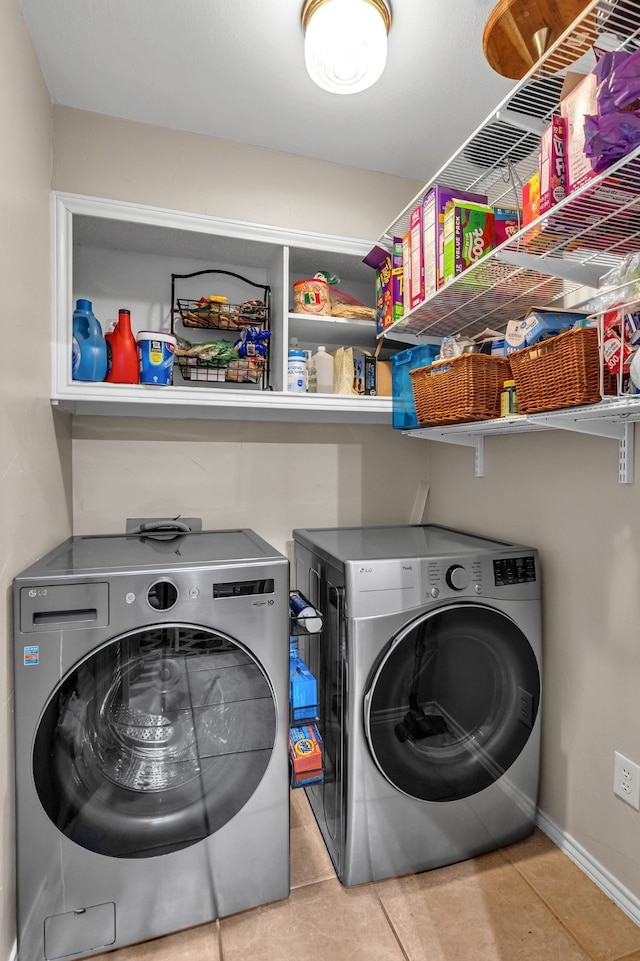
613,751,640,809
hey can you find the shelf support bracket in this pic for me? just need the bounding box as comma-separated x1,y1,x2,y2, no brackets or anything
494,250,603,290
410,430,485,477
539,415,634,484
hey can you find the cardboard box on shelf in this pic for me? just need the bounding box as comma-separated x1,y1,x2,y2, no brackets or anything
540,116,567,214
422,186,488,296
560,71,598,195
363,245,392,333
409,203,424,308
443,200,495,285
522,172,541,226
494,206,521,245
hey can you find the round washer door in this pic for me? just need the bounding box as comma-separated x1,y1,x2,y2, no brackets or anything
364,604,540,802
33,624,277,858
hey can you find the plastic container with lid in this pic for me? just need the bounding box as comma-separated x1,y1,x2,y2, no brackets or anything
288,349,308,392
138,331,176,385
72,299,108,382
500,379,519,417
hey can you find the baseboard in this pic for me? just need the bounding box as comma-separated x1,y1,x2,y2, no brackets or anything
537,808,640,927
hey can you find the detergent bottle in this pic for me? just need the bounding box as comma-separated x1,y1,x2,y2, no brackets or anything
105,308,139,383
72,299,108,382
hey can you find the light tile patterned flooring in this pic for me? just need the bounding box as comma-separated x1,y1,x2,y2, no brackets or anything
90,789,640,961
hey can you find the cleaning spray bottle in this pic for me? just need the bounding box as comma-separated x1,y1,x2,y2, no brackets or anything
105,308,139,383
72,299,108,382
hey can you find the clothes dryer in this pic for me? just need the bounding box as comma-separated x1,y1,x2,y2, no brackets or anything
13,528,289,961
293,524,541,886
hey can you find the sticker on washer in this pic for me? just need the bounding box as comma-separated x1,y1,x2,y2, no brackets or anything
23,646,40,666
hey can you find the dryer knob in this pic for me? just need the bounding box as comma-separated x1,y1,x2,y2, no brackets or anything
446,564,469,591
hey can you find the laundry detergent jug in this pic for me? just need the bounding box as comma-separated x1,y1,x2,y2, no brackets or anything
72,299,108,382
106,308,138,383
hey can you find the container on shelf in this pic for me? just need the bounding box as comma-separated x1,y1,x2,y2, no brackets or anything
310,346,334,394
106,309,138,384
138,331,176,386
171,269,271,390
288,349,308,393
391,343,440,429
500,379,519,417
409,354,511,426
72,299,107,382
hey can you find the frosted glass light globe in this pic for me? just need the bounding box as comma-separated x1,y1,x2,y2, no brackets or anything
303,0,390,95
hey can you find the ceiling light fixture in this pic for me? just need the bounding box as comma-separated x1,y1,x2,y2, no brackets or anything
301,0,392,96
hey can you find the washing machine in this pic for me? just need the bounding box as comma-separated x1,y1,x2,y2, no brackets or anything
293,524,541,886
13,527,290,961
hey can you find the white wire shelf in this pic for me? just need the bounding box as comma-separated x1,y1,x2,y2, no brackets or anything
378,0,640,342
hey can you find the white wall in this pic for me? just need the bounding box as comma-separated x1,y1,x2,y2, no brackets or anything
0,0,73,955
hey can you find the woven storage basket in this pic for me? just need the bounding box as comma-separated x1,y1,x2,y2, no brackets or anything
509,326,604,414
409,353,511,426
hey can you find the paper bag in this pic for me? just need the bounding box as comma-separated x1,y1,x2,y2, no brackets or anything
333,347,357,395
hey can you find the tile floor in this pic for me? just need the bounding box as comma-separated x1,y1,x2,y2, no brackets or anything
90,789,640,961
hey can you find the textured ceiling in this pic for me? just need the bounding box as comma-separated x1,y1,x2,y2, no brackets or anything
18,0,516,183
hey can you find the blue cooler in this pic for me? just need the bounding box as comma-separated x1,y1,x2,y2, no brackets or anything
391,343,440,429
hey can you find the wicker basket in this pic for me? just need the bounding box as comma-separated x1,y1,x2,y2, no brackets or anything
508,326,604,415
409,353,511,426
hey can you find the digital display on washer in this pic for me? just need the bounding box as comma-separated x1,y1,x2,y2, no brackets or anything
213,578,275,598
493,556,536,586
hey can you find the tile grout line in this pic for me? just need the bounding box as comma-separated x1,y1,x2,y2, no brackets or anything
506,860,608,961
370,882,412,961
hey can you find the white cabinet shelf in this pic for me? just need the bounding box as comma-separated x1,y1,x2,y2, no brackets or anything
51,192,393,423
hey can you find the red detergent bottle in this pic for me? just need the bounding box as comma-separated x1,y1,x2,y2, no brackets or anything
106,308,139,383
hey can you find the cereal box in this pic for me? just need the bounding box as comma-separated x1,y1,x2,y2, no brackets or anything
494,206,521,245
522,172,541,226
422,186,488,296
442,200,495,285
540,116,566,214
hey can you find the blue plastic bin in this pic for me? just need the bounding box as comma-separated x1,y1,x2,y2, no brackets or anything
391,343,440,429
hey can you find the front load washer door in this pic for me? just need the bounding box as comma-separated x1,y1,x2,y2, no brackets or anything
364,604,540,802
33,624,277,858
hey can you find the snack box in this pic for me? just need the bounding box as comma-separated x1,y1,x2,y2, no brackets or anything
443,200,495,285
290,656,319,723
540,116,567,214
355,352,377,396
505,308,587,351
409,203,424,308
392,235,404,320
391,342,440,428
522,171,541,226
422,185,488,296
363,243,403,333
560,71,598,195
494,206,521,245
289,723,323,782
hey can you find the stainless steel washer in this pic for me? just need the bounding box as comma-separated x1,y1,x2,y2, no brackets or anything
293,524,542,886
14,528,289,961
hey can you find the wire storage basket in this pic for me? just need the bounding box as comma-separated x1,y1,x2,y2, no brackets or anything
409,354,511,426
171,269,271,389
508,326,606,414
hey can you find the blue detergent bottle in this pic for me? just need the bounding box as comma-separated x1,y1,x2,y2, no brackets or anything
72,299,108,381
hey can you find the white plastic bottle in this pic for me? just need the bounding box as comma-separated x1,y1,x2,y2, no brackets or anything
288,349,308,392
311,346,334,393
